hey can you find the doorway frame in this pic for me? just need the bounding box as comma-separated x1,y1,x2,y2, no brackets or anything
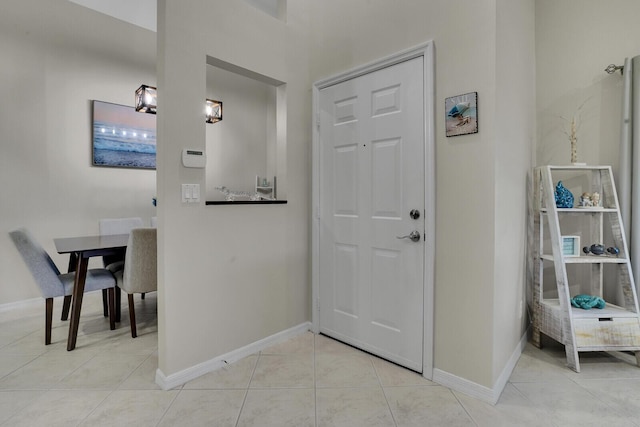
311,40,435,379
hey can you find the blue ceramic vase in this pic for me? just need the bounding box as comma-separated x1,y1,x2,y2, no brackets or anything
555,181,574,208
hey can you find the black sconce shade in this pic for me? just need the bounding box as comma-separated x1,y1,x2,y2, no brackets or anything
135,85,222,124
135,84,157,114
206,99,223,123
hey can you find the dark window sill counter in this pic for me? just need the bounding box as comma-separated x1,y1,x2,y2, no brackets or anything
206,200,287,205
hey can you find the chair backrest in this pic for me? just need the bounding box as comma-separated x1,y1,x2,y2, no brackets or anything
122,228,157,294
99,217,144,236
9,228,64,298
99,217,144,267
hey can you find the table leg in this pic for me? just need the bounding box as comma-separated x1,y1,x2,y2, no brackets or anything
62,252,77,321
67,252,77,273
67,254,88,351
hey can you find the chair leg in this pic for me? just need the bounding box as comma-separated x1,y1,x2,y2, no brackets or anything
45,298,53,345
102,289,108,317
141,293,145,300
61,295,72,321
127,294,137,338
108,288,116,331
115,285,121,323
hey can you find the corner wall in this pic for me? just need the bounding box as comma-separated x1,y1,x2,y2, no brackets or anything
493,0,536,386
156,0,310,377
307,0,533,391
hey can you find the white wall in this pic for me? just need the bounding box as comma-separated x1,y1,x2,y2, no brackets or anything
156,0,308,376
305,0,533,390
493,0,536,384
0,0,156,305
536,0,640,170
304,0,536,392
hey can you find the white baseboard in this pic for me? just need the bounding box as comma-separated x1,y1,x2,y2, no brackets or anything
433,330,528,405
433,368,497,404
493,329,529,401
0,297,41,313
155,321,312,390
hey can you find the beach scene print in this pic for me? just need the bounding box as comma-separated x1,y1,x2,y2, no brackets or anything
445,92,478,137
92,100,157,169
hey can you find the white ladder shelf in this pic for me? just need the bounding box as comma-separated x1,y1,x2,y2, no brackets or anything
532,165,640,372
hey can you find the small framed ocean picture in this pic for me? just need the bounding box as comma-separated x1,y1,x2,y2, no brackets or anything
92,100,156,169
562,235,580,257
445,92,478,137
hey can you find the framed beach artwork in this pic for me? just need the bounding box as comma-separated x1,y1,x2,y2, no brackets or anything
445,92,478,137
92,100,157,169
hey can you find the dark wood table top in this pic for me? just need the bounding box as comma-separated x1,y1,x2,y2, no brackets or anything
54,234,129,255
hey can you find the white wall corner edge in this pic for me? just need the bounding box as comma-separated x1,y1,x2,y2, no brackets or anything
433,329,529,405
155,321,312,391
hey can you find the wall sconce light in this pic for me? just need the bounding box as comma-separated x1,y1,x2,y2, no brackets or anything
135,84,157,114
205,99,223,124
135,85,222,124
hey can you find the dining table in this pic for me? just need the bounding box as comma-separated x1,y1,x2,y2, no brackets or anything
54,233,129,351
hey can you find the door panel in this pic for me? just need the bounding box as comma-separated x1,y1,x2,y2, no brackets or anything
372,138,402,218
334,145,358,215
319,56,425,371
333,243,358,318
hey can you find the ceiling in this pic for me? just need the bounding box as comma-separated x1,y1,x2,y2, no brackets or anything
68,0,157,32
67,0,281,32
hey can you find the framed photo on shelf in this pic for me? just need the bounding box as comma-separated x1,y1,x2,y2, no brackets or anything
445,91,478,137
562,235,580,257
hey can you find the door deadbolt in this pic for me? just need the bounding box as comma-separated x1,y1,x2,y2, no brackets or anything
409,209,420,220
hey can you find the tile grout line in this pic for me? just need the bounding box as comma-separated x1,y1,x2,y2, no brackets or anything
234,349,260,427
154,386,182,427
313,334,318,427
74,388,118,427
449,388,480,427
371,355,398,427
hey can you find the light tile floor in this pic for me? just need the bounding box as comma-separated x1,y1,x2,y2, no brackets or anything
2,292,640,426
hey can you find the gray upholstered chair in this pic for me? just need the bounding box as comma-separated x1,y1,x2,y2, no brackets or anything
114,228,157,338
98,217,144,317
9,228,117,345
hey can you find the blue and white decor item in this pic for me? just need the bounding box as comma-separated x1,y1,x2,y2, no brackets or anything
445,92,478,137
571,294,606,310
583,244,605,256
215,186,264,201
554,181,574,208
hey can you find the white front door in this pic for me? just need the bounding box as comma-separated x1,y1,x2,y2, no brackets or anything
318,56,425,371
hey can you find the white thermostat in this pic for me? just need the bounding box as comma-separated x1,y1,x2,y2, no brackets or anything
182,149,206,168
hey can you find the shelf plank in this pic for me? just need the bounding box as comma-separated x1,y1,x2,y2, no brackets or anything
547,165,611,170
540,254,627,263
541,299,639,318
540,208,617,213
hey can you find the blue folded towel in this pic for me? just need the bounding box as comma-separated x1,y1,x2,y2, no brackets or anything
571,294,606,310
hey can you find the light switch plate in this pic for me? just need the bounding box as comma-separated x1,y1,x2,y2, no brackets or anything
182,184,200,203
